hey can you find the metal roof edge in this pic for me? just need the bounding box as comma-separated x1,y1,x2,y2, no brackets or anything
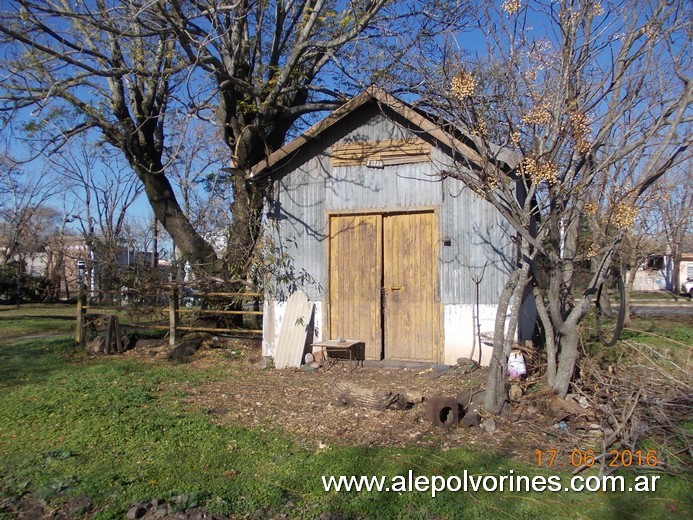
249,89,375,179
248,87,519,179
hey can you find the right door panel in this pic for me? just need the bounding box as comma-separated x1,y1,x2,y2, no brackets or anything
383,212,437,362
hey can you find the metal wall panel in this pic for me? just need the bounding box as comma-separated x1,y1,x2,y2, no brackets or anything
266,110,514,307
326,162,442,210
436,146,515,305
338,113,417,142
266,155,328,301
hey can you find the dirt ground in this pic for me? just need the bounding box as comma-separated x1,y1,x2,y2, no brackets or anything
124,336,598,471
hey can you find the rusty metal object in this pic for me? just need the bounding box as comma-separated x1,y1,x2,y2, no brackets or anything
427,397,459,427
458,388,485,428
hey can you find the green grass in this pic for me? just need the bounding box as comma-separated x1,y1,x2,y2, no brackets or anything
0,310,691,519
0,304,76,338
628,291,682,301
621,317,693,354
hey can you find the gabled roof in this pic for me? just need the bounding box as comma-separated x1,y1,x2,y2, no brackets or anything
249,87,519,179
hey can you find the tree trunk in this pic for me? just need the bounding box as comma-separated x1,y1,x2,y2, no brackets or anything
135,164,218,268
671,247,681,295
224,170,264,281
553,329,579,398
534,287,556,386
552,289,599,397
484,266,528,414
221,120,284,282
623,262,638,327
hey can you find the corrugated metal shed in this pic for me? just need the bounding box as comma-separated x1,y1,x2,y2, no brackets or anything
263,103,514,305
254,88,524,364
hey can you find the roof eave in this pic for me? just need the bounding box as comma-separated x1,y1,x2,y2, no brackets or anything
249,89,375,179
249,87,519,179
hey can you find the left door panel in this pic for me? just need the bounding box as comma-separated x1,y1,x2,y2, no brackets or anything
328,214,382,360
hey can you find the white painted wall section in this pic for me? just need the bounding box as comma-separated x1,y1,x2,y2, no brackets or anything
443,304,497,366
265,299,533,367
443,298,537,367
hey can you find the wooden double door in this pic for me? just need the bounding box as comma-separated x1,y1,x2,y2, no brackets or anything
328,211,439,362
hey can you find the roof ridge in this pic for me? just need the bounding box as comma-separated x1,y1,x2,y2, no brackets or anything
249,88,518,179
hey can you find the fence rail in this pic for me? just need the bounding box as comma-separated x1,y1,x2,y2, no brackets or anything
75,285,263,347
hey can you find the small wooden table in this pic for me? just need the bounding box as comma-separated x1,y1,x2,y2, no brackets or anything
312,339,365,372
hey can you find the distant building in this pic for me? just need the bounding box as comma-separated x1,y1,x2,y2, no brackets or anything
1,231,168,301
629,252,693,292
680,252,693,283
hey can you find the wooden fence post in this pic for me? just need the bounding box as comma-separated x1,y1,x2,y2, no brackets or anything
169,286,178,346
75,284,86,345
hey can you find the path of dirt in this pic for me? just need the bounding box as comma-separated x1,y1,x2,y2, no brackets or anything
123,336,594,470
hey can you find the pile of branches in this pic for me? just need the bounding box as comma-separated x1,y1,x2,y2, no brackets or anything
572,338,692,476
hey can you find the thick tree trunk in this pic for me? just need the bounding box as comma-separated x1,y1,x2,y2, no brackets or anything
224,171,264,281
135,165,218,268
220,92,309,281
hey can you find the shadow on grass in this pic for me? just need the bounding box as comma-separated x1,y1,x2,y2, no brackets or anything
0,336,79,388
0,315,75,321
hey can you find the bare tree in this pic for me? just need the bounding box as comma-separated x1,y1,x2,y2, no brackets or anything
165,118,228,247
418,0,691,408
51,137,143,246
619,207,661,326
594,151,691,324
0,154,57,267
0,0,471,281
0,153,61,301
153,0,473,279
652,161,693,293
48,135,145,293
0,0,217,266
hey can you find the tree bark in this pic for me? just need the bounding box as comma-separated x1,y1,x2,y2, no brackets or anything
220,93,307,281
534,286,556,386
553,328,579,398
623,261,638,327
671,247,681,295
223,170,264,280
134,163,218,268
484,265,528,415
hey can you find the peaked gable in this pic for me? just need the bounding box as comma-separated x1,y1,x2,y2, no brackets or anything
249,87,518,179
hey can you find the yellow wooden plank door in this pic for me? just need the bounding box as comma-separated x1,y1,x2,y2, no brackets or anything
329,214,382,360
383,212,438,362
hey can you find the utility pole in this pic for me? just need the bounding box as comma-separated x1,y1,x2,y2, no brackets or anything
151,215,159,274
